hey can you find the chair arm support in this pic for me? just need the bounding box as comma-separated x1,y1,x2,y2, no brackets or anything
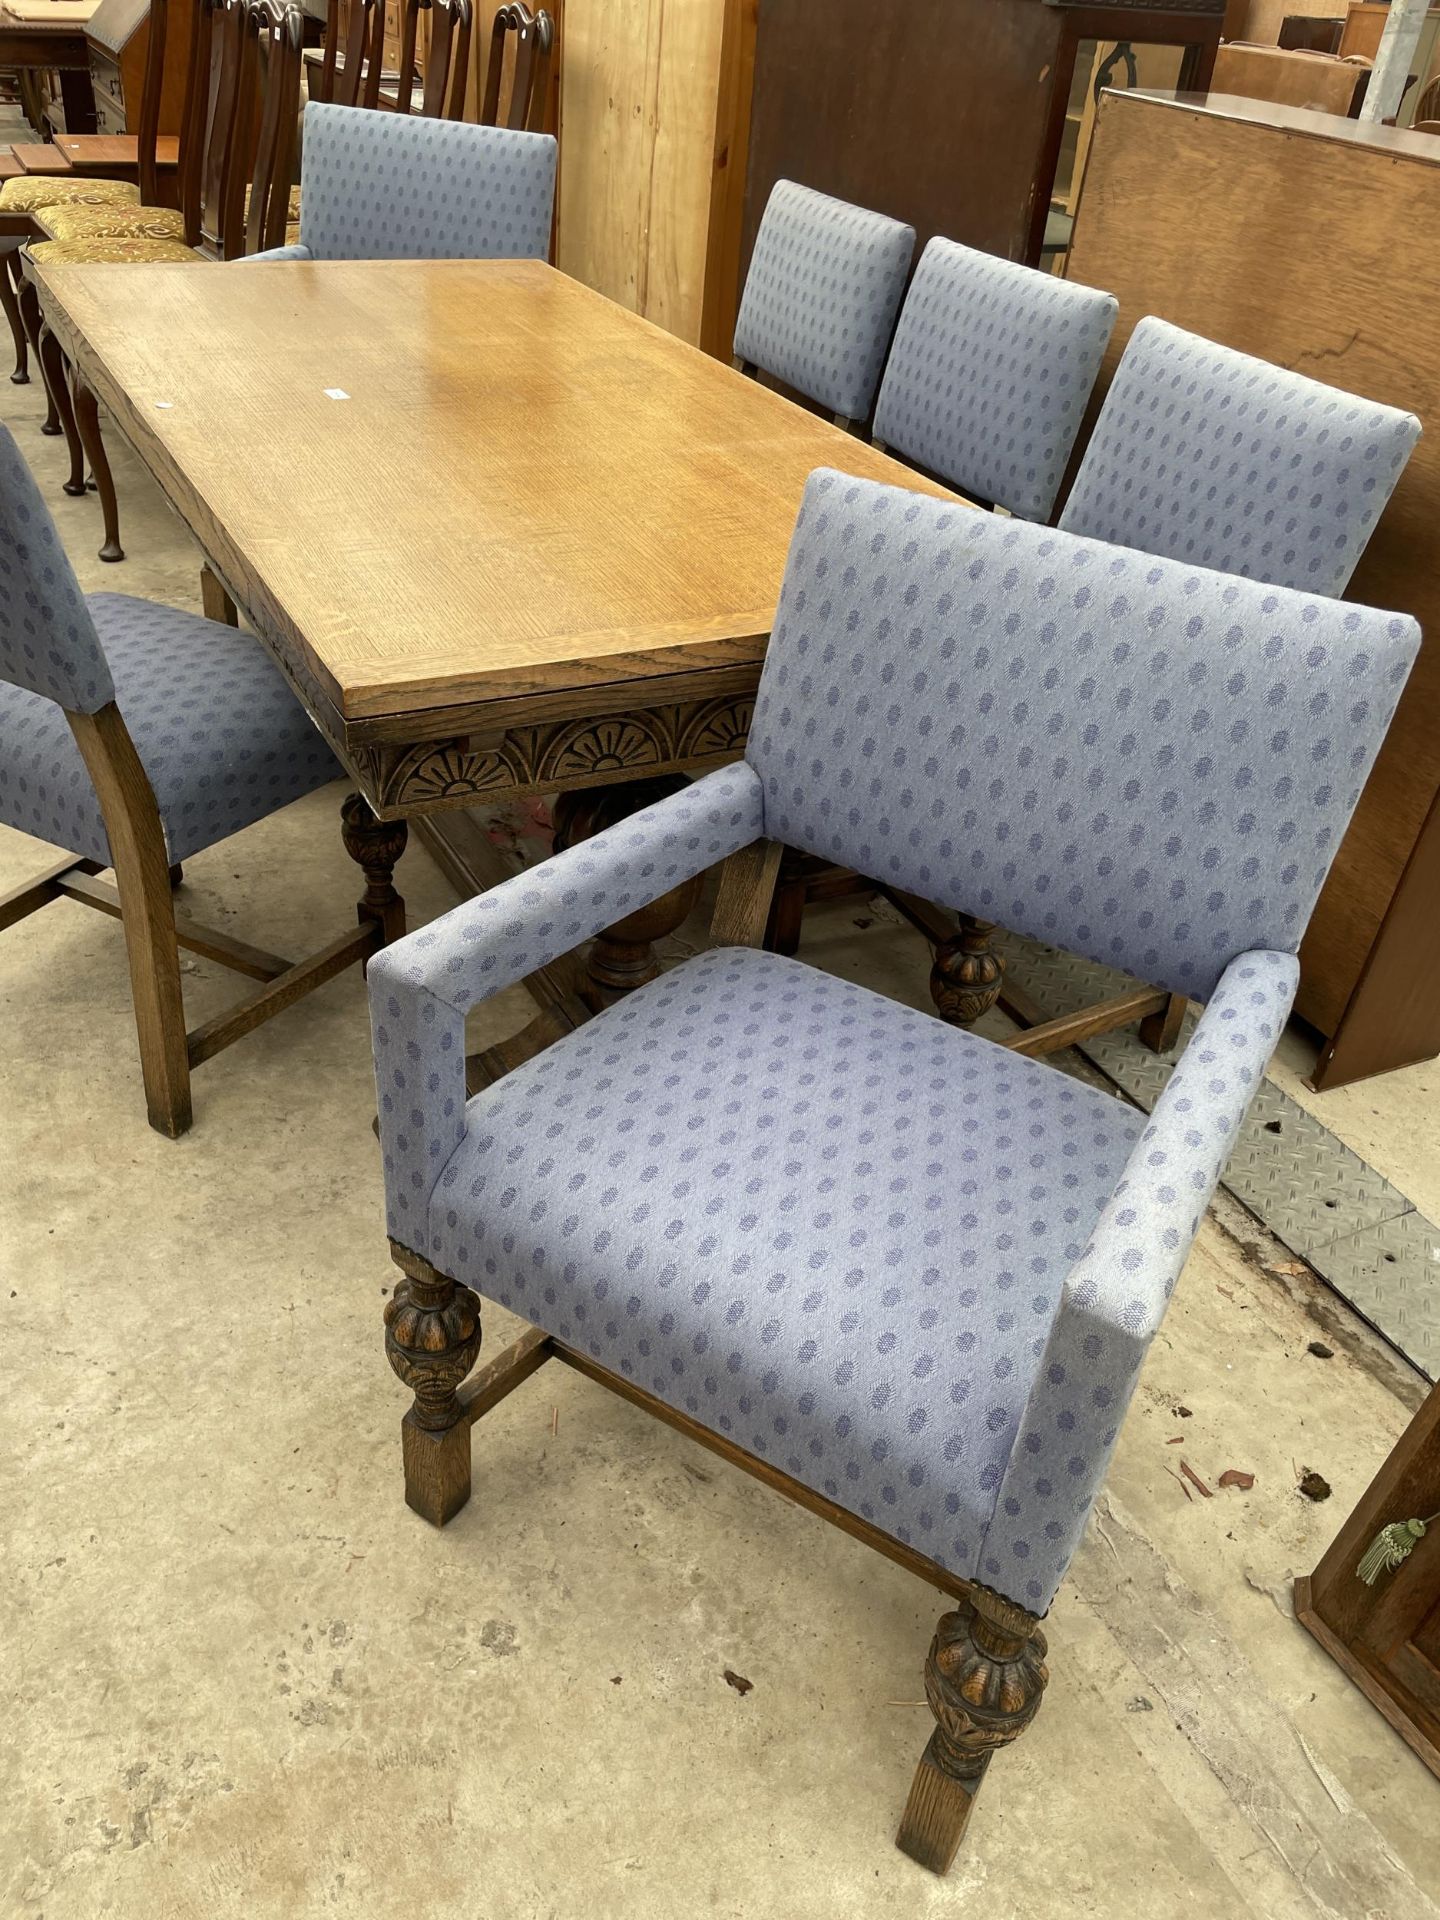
241,243,314,262
367,761,765,1245
980,948,1299,1612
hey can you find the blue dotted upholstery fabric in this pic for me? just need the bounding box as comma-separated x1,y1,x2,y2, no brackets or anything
751,472,1418,1006
1059,317,1421,595
733,180,915,422
872,237,1117,521
0,424,113,712
368,478,1419,1613
0,593,341,865
270,103,557,262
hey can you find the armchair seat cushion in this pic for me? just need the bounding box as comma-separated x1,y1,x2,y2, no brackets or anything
0,593,340,865
427,944,1144,1581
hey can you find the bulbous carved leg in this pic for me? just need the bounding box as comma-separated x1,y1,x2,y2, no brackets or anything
385,1245,482,1527
930,914,1005,1027
551,776,703,1008
896,1583,1049,1875
341,791,408,950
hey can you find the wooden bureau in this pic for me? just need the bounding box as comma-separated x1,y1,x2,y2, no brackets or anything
85,0,192,135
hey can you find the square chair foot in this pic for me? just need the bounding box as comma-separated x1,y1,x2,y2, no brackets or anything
896,1734,986,1874
400,1408,473,1526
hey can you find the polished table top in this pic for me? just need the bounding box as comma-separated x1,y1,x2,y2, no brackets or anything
33,259,958,750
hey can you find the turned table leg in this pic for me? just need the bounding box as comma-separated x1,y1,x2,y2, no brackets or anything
340,790,408,951
385,1243,482,1526
896,1583,1049,1875
551,775,704,1009
930,914,1006,1028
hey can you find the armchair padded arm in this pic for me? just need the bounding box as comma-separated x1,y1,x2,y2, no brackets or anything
981,948,1299,1612
242,244,314,262
368,761,765,1246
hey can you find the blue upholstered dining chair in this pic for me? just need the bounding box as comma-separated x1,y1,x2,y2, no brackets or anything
0,425,406,1137
732,179,915,429
872,236,1118,522
247,102,557,262
365,468,1418,1873
1060,315,1422,594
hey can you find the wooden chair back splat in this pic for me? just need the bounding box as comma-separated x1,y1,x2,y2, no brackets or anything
133,0,174,206
242,0,303,254
417,0,472,119
187,0,304,259
317,0,385,109
480,2,551,131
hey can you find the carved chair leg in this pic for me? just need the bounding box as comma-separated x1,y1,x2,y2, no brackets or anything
385,1244,482,1526
930,915,1005,1027
0,251,29,384
71,376,124,562
17,276,58,434
551,776,704,1008
896,1583,1049,1876
1139,990,1186,1054
340,791,408,950
37,325,86,496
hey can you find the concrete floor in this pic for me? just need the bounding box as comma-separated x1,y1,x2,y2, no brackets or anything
1,360,1438,1920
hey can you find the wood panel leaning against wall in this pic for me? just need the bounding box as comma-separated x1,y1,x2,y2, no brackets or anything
554,0,734,346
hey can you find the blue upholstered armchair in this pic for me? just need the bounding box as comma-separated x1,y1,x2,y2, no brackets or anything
1060,315,1422,594
0,425,404,1136
367,471,1418,1872
873,235,1117,522
248,102,557,263
733,179,915,428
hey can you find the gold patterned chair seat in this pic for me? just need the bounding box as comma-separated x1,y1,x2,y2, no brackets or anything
0,175,140,214
38,201,186,243
26,234,202,266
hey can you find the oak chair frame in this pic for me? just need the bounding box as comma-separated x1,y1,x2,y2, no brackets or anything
0,645,406,1136
382,832,1050,1875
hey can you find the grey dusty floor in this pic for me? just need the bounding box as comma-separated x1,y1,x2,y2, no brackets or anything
2,361,1439,1920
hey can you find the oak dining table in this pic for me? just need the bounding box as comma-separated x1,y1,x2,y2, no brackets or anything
30,255,959,1069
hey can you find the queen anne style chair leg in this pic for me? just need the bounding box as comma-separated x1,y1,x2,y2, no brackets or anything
0,251,29,384
70,376,124,562
37,323,87,497
897,1585,1049,1874
17,276,59,435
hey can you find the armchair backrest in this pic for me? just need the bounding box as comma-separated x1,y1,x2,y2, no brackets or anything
733,180,915,424
0,425,112,713
873,237,1117,522
1059,316,1421,596
746,470,1419,1003
296,102,557,260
